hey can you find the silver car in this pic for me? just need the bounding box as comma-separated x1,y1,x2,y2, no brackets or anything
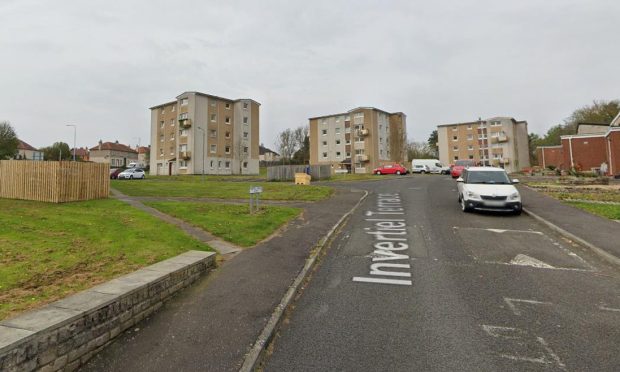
117,168,146,180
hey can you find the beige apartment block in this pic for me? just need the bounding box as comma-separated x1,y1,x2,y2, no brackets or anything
149,91,260,176
309,107,407,173
437,117,530,173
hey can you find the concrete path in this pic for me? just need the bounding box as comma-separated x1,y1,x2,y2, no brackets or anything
110,188,242,255
83,187,365,372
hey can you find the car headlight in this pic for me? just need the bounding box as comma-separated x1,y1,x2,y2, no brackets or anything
466,191,480,200
509,192,520,200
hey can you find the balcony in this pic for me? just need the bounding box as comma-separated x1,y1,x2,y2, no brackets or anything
491,133,508,143
501,158,510,164
180,151,191,160
357,129,369,136
357,154,369,162
179,118,192,128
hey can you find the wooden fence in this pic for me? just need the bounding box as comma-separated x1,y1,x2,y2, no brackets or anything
267,165,332,181
0,161,109,203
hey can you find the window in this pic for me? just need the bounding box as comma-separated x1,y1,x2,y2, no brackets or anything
225,117,230,124
161,108,165,114
171,106,175,112
452,126,457,131
336,117,341,123
170,134,175,141
322,141,327,146
346,140,351,145
210,144,216,153
210,160,214,168
345,115,350,121
467,134,473,140
225,161,230,169
160,134,164,142
160,121,164,129
218,161,221,168
210,101,216,107
180,129,188,137
336,151,341,157
335,127,341,134
243,162,248,168
159,148,163,156
225,146,230,154
468,145,473,150
322,129,327,135
243,132,248,138
179,113,188,119
454,156,459,161
170,119,175,126
211,114,216,122
179,160,187,168
210,130,217,138
226,131,231,138
169,146,174,155
322,119,327,125
453,136,458,141
468,155,474,159
346,152,351,157
453,146,458,151
243,117,248,124
181,98,188,106
336,139,341,145
225,103,231,109
467,124,472,130
243,146,248,153
322,152,328,158
243,102,248,109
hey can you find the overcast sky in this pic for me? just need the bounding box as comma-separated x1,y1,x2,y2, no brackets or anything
1,0,619,150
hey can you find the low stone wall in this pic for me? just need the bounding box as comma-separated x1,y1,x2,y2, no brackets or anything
0,250,216,372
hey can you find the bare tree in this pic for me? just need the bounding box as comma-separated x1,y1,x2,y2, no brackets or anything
275,128,295,160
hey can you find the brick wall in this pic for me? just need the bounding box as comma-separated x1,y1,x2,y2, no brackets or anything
607,131,620,176
0,251,215,372
561,136,607,172
536,147,564,169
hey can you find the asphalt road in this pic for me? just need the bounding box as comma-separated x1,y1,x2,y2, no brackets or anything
263,175,620,372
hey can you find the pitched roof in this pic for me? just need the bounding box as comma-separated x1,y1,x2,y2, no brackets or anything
89,142,137,153
71,148,89,156
17,140,37,151
259,145,279,156
137,146,149,154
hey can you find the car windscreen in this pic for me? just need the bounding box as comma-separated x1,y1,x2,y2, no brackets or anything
466,171,511,184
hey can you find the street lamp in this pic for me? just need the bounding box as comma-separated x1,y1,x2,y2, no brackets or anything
66,124,76,161
196,126,206,182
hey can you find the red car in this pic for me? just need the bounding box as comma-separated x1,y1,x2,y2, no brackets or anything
450,160,476,178
373,163,408,175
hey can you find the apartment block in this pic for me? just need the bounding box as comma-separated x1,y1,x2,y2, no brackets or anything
309,107,407,173
437,117,530,173
149,91,260,176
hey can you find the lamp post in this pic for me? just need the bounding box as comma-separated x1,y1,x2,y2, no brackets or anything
66,124,76,161
196,126,205,182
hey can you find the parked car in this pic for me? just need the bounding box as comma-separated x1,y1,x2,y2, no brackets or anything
411,159,450,174
411,164,430,174
373,163,408,175
456,167,522,215
109,168,123,179
117,168,146,180
451,160,476,178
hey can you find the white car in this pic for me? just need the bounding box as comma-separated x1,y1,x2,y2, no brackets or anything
456,167,522,215
117,168,146,180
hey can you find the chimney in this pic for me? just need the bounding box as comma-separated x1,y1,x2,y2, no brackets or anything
98,140,102,151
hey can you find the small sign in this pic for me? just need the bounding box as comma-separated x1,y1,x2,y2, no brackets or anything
250,186,263,194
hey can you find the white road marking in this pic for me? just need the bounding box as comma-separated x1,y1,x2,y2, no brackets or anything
453,227,543,235
504,298,553,316
599,305,620,313
509,254,554,268
352,277,412,286
408,187,422,190
481,325,566,369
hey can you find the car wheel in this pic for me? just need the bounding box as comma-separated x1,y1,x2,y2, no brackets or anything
420,170,426,174
130,175,133,179
376,171,381,175
513,204,522,216
460,196,471,212
396,170,401,175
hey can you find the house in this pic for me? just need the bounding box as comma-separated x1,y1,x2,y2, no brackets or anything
536,114,620,175
15,140,43,160
149,91,260,176
437,117,530,173
137,146,149,167
89,140,138,167
309,107,407,173
70,147,90,161
259,145,280,162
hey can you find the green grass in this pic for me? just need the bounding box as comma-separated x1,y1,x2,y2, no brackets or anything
145,201,301,247
112,178,332,201
0,198,210,321
566,201,620,220
547,191,620,203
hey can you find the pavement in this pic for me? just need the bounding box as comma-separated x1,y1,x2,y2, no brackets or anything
81,181,619,371
519,185,620,265
82,186,365,372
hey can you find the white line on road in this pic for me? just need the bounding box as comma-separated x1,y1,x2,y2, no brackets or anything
352,277,412,286
509,254,555,269
504,298,553,316
599,305,620,313
453,227,543,235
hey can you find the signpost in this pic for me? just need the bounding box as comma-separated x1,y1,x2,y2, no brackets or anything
249,186,263,214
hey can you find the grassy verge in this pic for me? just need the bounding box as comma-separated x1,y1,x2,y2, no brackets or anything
145,202,301,247
546,191,620,203
112,178,332,201
0,198,210,321
327,173,383,182
565,202,620,220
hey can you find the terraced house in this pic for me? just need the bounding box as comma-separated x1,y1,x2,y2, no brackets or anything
150,91,260,176
309,107,407,173
437,117,530,173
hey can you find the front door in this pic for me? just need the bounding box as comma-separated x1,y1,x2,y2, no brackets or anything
168,162,172,176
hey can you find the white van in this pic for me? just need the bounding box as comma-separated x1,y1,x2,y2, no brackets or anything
411,159,450,174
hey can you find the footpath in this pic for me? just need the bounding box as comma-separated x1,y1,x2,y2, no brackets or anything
82,187,365,372
520,186,620,266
